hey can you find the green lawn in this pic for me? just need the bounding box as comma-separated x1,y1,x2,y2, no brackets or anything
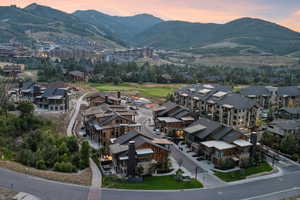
103,175,203,190
214,162,273,182
90,82,184,99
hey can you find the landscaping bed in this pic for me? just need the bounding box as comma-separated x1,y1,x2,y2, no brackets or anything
0,187,17,200
214,162,273,182
102,175,203,190
0,160,92,186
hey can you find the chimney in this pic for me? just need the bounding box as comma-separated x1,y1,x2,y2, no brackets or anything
127,141,136,177
117,91,121,99
105,95,108,103
250,132,258,158
250,132,257,146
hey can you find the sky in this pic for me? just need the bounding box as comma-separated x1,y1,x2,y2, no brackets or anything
1,0,300,31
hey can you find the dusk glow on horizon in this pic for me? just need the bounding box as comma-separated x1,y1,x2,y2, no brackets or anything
1,0,300,31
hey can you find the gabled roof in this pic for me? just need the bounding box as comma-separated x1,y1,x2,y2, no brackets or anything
270,119,300,130
157,101,179,116
185,118,221,139
42,87,65,98
240,86,272,97
69,70,84,77
21,81,35,90
113,130,169,154
114,129,152,145
217,93,256,109
185,118,246,143
277,86,300,97
280,107,300,115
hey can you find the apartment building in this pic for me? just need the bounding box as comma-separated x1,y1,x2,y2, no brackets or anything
173,84,257,129
240,85,300,108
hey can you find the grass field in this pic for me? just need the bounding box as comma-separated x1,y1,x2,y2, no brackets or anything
103,175,203,190
90,82,185,99
214,162,273,182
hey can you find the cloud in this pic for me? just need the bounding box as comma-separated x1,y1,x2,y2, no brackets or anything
279,10,300,32
0,0,299,31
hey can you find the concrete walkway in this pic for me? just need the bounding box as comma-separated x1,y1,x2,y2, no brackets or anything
88,158,102,200
89,158,102,188
67,92,89,137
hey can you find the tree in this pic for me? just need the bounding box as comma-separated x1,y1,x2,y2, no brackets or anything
80,141,90,169
17,102,34,116
280,133,299,155
66,137,79,153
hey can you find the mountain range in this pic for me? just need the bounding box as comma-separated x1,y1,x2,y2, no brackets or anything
1,3,300,55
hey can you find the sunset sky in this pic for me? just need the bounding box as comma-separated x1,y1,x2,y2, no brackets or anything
1,0,300,31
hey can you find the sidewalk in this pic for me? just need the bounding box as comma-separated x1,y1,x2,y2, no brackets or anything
173,143,226,188
89,158,102,188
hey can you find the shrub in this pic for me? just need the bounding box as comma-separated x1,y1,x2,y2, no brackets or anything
292,153,299,162
216,158,236,170
36,160,47,170
80,141,90,169
54,162,75,173
239,155,251,169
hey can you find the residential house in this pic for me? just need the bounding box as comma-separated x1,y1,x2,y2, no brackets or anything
266,120,300,139
184,118,254,167
0,63,25,76
68,70,86,81
84,104,140,146
278,107,300,120
153,102,195,138
35,82,70,111
18,81,43,102
86,91,121,106
109,129,170,176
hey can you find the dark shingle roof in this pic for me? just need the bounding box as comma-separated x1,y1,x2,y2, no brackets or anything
270,120,300,130
42,87,65,98
186,118,245,143
280,107,300,115
188,118,221,139
217,93,256,109
21,81,35,90
240,86,272,97
277,86,300,97
222,130,244,143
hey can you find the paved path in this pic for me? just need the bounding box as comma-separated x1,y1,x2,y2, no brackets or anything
67,92,89,137
89,158,102,188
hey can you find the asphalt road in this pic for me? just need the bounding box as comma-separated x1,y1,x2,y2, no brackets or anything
2,107,300,200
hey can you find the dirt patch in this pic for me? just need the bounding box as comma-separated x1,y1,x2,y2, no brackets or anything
0,187,17,200
0,160,91,186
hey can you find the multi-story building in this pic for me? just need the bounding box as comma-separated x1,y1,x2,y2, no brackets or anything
35,86,70,111
153,102,195,137
184,118,255,167
240,85,300,109
173,84,257,129
240,86,272,109
109,129,171,176
86,92,121,106
276,86,300,108
83,104,140,146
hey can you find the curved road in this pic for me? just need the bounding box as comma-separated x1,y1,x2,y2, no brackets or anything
1,166,300,200
2,103,300,200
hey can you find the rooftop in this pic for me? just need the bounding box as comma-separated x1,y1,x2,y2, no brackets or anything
201,140,236,150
